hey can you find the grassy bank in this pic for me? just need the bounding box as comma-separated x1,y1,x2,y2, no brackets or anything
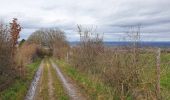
0,59,41,100
55,60,115,100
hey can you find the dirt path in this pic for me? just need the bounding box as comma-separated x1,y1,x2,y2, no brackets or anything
50,60,86,100
26,59,86,100
35,60,57,100
35,60,49,100
33,59,68,100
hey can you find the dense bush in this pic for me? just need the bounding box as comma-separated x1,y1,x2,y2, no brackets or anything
0,19,22,91
0,23,13,75
0,19,41,86
70,25,104,73
15,43,40,77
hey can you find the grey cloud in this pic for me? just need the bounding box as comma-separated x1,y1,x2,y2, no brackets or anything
0,0,170,41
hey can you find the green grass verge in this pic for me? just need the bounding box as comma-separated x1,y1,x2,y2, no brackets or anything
160,53,170,99
161,54,170,88
0,59,41,100
55,60,115,100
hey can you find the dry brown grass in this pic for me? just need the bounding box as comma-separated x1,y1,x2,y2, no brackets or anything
69,26,158,99
15,43,40,77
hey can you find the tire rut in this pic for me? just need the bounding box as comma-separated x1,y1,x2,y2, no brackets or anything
50,60,86,100
25,61,44,100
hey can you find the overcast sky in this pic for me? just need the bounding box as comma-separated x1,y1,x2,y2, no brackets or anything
0,0,170,41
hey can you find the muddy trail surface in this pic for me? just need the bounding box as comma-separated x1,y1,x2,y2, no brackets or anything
50,60,86,100
25,61,44,100
25,59,86,100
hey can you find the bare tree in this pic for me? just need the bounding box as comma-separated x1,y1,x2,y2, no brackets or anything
71,25,104,73
27,28,69,59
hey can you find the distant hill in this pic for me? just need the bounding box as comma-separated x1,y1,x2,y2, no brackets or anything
69,41,170,48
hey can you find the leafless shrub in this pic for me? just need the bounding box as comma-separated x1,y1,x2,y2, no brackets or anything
70,25,157,99
70,25,104,73
100,26,157,99
0,22,13,75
